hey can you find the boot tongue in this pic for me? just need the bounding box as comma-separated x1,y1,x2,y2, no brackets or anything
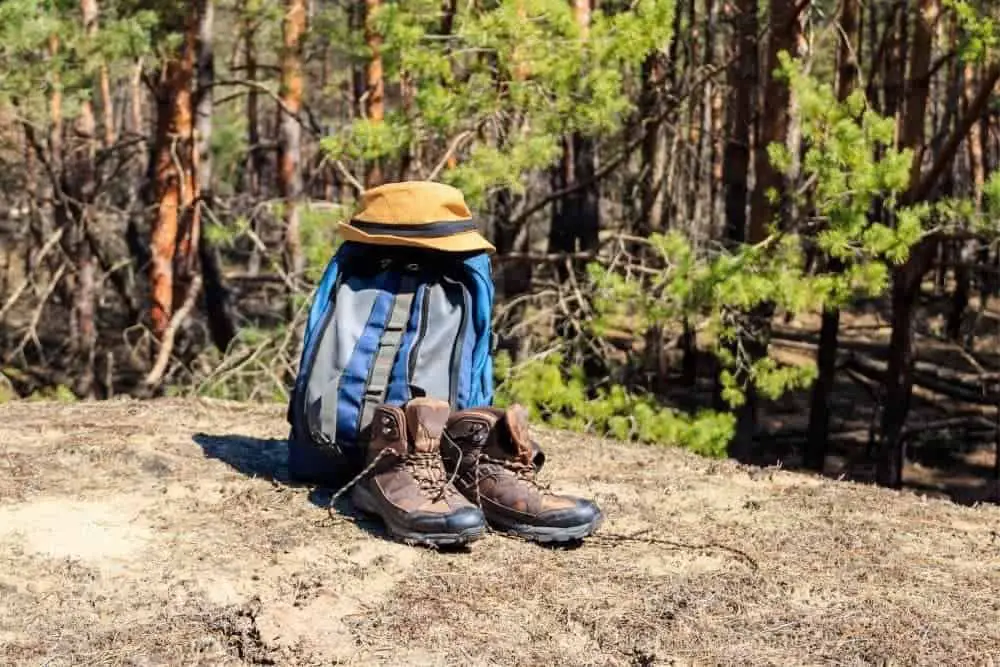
495,404,534,465
404,399,450,453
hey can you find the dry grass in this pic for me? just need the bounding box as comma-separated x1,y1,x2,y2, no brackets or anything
0,398,998,666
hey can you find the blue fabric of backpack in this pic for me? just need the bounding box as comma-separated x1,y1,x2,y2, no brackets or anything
287,241,495,481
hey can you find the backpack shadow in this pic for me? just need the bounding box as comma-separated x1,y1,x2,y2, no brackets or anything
190,432,389,536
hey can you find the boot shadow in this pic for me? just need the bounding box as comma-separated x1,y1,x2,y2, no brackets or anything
192,432,353,515
191,433,471,550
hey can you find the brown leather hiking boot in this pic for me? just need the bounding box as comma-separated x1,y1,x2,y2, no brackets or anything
351,398,486,546
442,405,603,543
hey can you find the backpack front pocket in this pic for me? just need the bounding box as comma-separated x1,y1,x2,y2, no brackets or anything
305,372,342,447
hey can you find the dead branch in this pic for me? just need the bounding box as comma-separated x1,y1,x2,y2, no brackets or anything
0,227,65,320
6,262,67,365
144,274,203,388
426,130,473,181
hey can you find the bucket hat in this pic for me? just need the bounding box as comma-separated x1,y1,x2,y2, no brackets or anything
337,181,495,254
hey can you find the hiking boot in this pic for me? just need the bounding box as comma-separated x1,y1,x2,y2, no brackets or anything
351,398,486,547
442,405,603,543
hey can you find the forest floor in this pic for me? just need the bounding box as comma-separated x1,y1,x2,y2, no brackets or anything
2,399,999,666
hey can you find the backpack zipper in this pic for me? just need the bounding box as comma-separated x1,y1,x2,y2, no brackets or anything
442,274,472,409
406,283,432,395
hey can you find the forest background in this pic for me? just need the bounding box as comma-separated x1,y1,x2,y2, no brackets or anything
1,0,999,496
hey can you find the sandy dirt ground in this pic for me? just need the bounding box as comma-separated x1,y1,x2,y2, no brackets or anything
1,398,999,666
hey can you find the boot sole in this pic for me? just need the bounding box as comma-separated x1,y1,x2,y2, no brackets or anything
352,484,486,548
489,511,604,544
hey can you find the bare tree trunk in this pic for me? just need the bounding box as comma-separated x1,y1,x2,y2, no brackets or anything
364,0,385,187
151,15,200,339
550,0,599,255
714,0,758,413
242,4,264,275
948,60,986,343
279,0,307,321
193,0,236,352
48,34,63,185
707,0,724,231
639,50,669,235
195,0,215,204
684,0,701,230
71,0,101,397
91,0,115,151
570,0,599,252
805,0,860,472
878,0,940,488
722,0,757,246
731,0,804,460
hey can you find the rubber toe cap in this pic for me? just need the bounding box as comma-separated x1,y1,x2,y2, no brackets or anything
538,498,602,528
409,506,486,534
445,506,488,533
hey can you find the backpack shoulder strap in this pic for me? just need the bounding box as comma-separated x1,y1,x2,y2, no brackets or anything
461,253,495,408
358,269,420,431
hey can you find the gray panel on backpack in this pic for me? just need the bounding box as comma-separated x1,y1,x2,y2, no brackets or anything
305,280,380,439
410,280,465,404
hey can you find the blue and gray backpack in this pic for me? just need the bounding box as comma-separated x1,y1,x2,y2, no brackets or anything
287,241,495,483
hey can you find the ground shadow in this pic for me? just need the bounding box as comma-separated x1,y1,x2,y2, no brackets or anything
190,433,477,549
755,307,1000,506
192,433,293,484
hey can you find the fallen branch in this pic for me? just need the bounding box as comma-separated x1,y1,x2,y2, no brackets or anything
844,354,1000,409
144,274,203,388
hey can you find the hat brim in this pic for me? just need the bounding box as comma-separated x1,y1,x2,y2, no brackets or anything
337,222,496,254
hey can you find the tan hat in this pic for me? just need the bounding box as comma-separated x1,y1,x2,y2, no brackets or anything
337,181,496,254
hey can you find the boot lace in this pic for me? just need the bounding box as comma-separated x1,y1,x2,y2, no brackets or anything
478,453,538,484
402,450,454,498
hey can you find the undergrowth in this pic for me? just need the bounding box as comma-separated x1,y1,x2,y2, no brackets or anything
493,352,734,458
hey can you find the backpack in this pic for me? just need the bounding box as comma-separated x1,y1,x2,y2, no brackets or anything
287,241,495,483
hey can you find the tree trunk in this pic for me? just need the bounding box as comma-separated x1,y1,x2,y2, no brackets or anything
130,61,144,137
731,0,804,460
722,0,757,245
279,0,306,315
570,0,599,252
48,34,63,181
72,0,102,397
364,0,385,187
549,0,599,255
195,0,215,203
639,51,668,235
706,0,724,230
491,0,531,312
804,0,859,472
948,61,986,343
88,0,114,150
878,0,940,488
684,0,701,231
194,0,236,352
714,0,758,413
151,15,200,339
883,1,908,121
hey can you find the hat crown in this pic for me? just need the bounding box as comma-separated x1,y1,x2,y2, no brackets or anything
354,181,472,225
